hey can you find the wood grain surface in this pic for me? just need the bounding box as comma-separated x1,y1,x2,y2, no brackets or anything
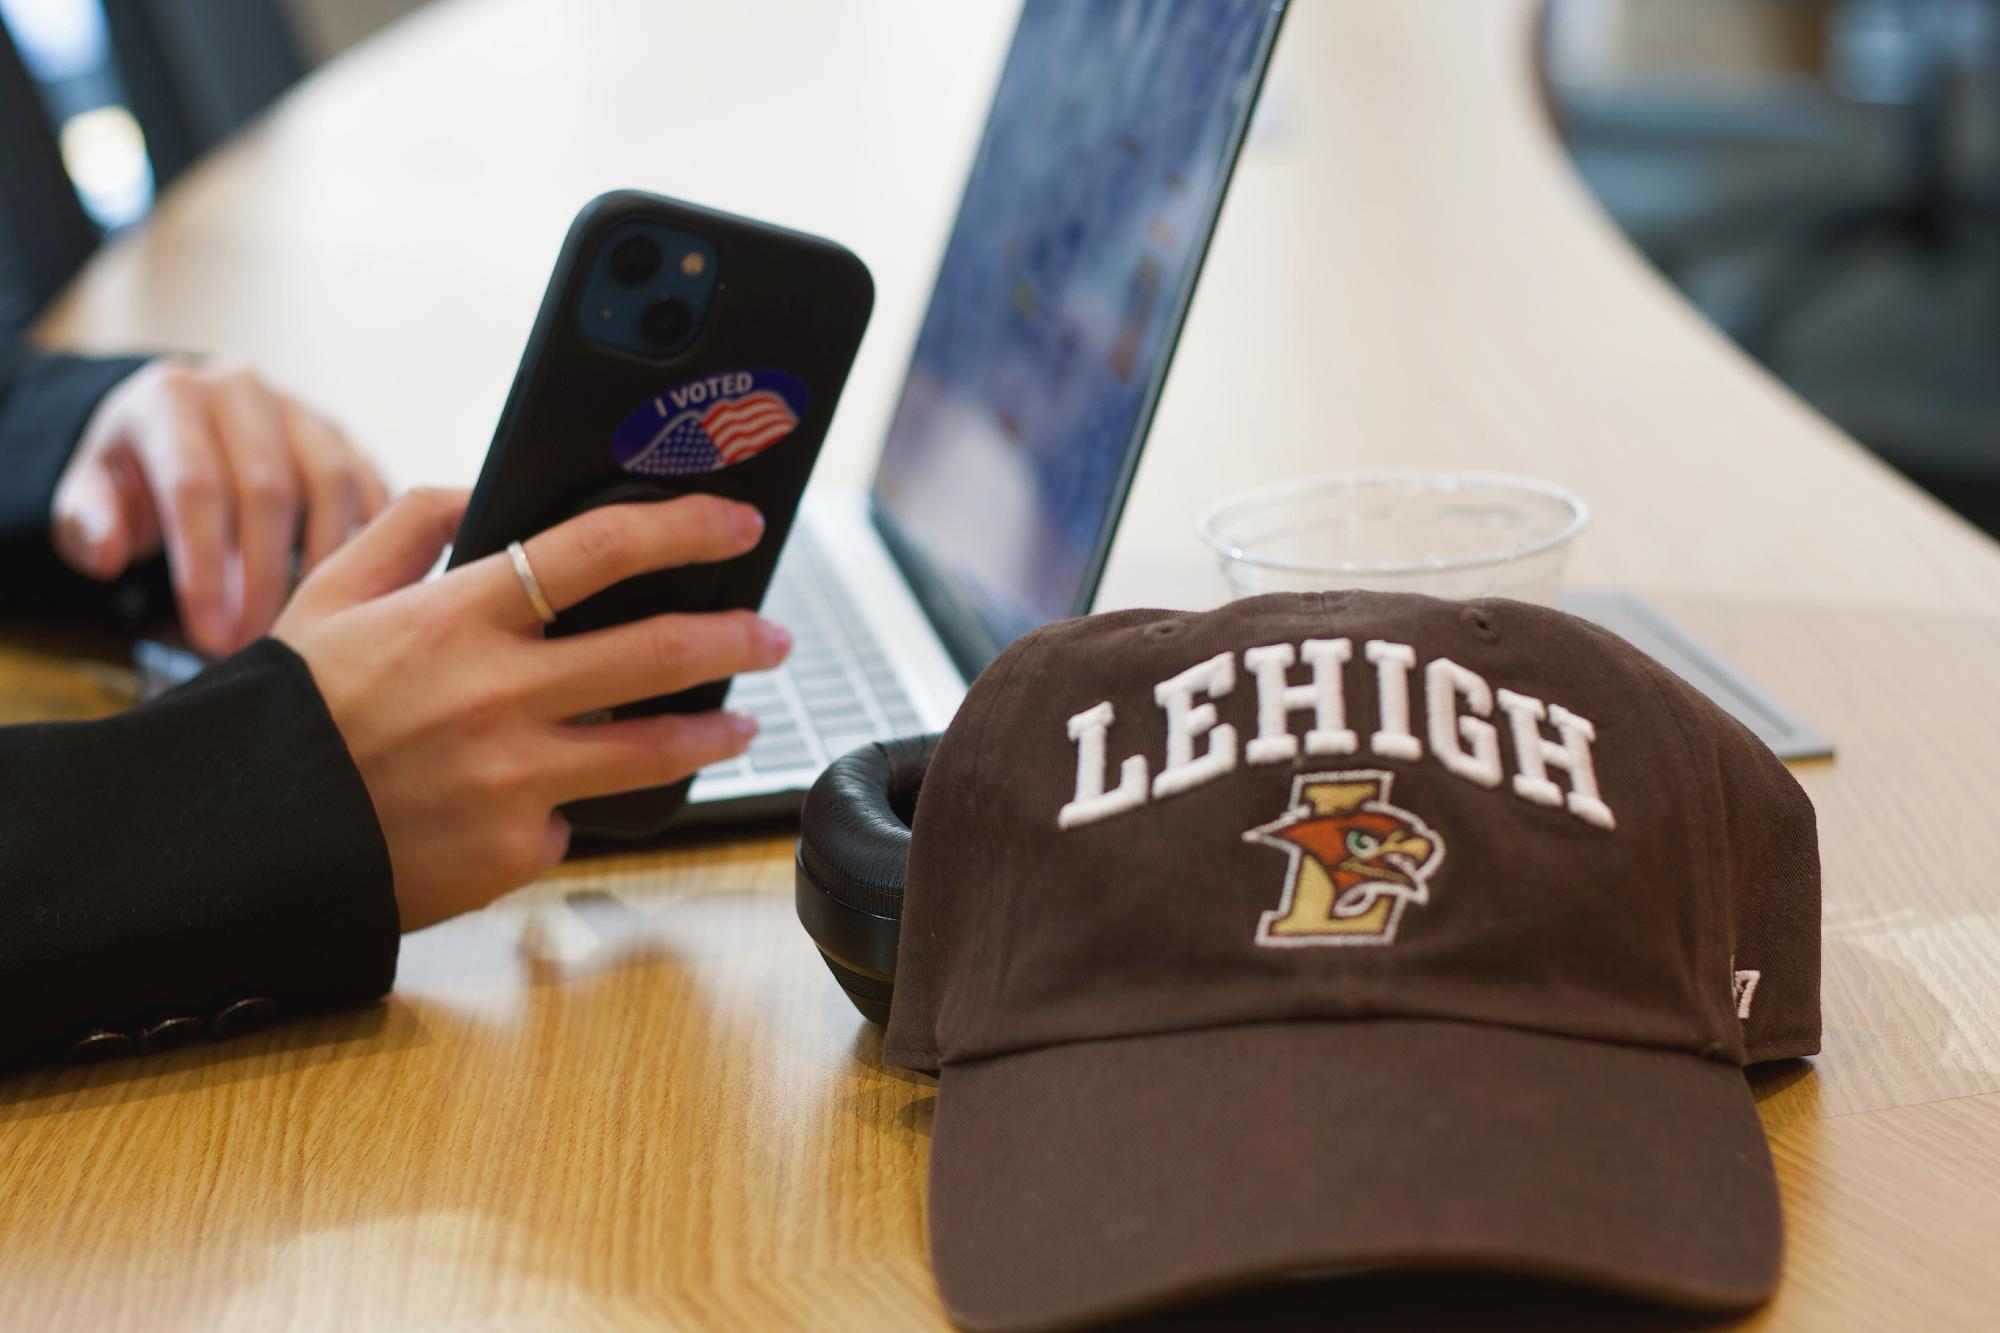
8,0,2000,1328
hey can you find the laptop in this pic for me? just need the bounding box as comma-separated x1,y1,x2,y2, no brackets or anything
136,0,1286,828
679,0,1287,826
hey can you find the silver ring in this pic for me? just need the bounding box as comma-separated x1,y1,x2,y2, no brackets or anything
506,540,558,625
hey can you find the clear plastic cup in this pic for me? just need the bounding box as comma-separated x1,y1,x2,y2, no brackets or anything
1196,470,1589,606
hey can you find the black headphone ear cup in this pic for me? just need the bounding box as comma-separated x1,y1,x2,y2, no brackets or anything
795,733,940,1024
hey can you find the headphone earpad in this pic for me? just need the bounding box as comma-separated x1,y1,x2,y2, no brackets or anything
795,732,940,1024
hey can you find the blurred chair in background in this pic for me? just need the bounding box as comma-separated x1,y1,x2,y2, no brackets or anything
1547,0,2000,537
1641,1,1997,362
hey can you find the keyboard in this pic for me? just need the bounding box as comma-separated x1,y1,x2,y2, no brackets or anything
699,527,924,784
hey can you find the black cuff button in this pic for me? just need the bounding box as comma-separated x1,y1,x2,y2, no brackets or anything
138,1016,205,1054
211,996,278,1040
64,1029,136,1064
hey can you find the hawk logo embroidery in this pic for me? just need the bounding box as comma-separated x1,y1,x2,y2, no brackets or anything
1242,770,1444,947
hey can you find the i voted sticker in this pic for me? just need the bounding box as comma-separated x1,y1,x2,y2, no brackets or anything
611,368,808,477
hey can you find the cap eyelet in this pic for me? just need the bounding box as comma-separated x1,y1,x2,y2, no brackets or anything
1142,619,1186,640
1460,603,1502,643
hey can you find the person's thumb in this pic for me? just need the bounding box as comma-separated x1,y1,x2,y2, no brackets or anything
50,457,134,580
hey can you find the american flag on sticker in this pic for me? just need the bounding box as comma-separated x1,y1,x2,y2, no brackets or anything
611,368,810,478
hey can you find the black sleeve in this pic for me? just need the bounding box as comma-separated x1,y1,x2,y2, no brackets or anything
0,341,172,622
0,637,400,1072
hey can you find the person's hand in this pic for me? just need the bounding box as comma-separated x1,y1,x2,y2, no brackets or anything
273,488,789,931
52,359,390,656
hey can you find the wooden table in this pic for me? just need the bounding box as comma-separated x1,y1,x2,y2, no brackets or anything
10,1,2000,1327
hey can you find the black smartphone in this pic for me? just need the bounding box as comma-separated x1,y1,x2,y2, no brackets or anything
449,191,873,837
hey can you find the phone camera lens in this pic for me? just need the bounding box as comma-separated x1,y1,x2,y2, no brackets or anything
610,236,662,285
640,297,694,348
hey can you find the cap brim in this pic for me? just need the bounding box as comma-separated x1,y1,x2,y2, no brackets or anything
928,1019,1781,1332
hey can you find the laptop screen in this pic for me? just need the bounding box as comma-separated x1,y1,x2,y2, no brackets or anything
869,0,1285,676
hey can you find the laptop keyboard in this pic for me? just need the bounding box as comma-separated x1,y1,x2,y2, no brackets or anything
702,527,925,782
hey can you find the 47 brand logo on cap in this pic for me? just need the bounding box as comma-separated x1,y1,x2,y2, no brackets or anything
611,368,809,477
1242,770,1444,947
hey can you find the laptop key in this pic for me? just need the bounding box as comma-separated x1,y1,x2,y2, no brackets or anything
799,686,862,711
821,730,883,758
790,656,845,674
747,747,816,774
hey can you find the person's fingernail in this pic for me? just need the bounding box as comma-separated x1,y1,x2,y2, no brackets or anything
729,710,760,740
735,505,766,542
757,617,792,656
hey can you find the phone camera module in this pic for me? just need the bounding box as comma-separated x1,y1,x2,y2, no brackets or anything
640,297,694,348
610,235,662,286
581,222,714,358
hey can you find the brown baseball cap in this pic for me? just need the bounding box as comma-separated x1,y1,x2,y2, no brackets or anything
883,591,1819,1331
